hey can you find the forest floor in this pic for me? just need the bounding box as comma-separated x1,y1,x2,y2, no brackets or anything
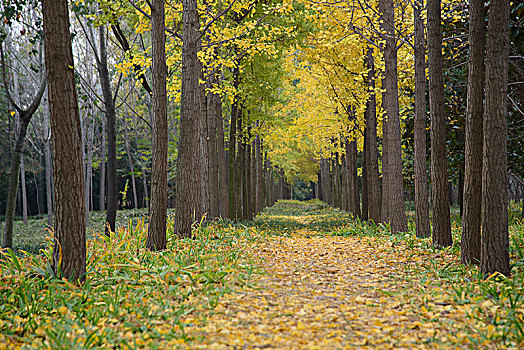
184,201,524,349
1,200,523,349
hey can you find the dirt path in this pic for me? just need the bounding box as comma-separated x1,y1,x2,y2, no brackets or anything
186,205,475,349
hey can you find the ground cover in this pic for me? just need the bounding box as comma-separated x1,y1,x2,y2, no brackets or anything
1,200,523,349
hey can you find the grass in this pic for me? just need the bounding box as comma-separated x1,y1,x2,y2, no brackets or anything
0,216,261,349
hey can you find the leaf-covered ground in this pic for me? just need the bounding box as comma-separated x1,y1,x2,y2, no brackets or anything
1,200,523,349
188,201,524,349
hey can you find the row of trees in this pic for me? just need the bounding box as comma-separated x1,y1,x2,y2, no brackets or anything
1,0,522,280
263,0,521,277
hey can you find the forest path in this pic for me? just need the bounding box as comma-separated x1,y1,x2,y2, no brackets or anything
187,201,473,349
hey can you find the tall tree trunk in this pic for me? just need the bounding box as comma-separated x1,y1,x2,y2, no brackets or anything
99,114,106,211
97,26,117,235
255,130,262,214
481,0,510,277
236,110,244,218
43,0,86,281
206,77,220,219
428,0,452,247
341,154,349,211
333,155,340,208
243,130,250,220
20,155,28,224
321,158,330,203
141,166,149,208
216,92,228,218
228,101,238,219
44,94,53,226
250,135,256,217
176,0,207,237
379,0,408,232
84,112,95,224
361,131,369,220
147,0,168,249
462,0,486,264
413,0,431,238
346,139,361,218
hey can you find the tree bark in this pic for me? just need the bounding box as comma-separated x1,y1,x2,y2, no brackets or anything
255,130,262,214
206,77,220,220
97,26,117,235
361,131,369,220
44,93,53,226
43,0,86,281
216,92,228,218
20,155,28,224
413,0,431,238
428,0,452,247
146,0,168,249
462,0,486,264
341,153,349,212
346,139,361,218
99,114,106,211
228,68,240,219
236,110,244,218
379,0,408,232
176,0,207,237
481,0,510,277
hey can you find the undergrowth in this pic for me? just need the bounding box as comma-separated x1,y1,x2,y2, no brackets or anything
0,217,261,349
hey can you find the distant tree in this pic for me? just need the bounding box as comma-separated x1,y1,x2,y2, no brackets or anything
1,43,46,249
43,0,86,280
481,0,510,277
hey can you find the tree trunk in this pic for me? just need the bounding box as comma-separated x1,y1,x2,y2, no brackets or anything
333,155,340,208
97,26,117,235
175,0,207,237
379,0,408,232
2,121,28,248
321,158,330,203
228,69,239,219
99,114,106,211
206,77,220,220
255,130,262,214
346,139,361,218
481,0,510,277
20,155,28,224
44,94,53,226
341,154,349,211
428,0,452,247
43,0,86,281
413,0,431,238
462,0,486,264
84,112,95,224
216,92,228,218
361,131,369,220
146,0,168,249
236,111,244,218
